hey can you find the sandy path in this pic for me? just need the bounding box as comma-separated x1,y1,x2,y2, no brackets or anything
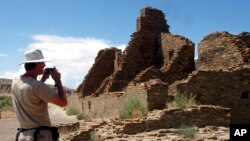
0,104,77,141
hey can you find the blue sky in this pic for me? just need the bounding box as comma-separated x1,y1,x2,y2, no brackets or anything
0,0,249,89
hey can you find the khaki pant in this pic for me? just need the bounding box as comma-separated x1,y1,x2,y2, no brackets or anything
17,129,53,141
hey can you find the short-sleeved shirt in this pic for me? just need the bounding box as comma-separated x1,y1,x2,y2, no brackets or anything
11,75,56,129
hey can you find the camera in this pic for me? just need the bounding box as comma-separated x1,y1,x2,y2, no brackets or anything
44,68,54,75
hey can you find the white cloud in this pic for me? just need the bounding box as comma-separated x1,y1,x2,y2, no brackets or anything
0,69,25,79
0,53,8,57
10,34,126,89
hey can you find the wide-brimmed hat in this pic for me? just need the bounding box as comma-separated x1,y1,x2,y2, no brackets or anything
20,49,50,64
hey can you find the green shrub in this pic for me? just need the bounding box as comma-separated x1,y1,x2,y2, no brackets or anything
66,107,79,116
118,95,148,120
90,131,101,141
0,96,13,111
76,113,91,121
172,91,196,109
176,124,198,138
66,107,91,121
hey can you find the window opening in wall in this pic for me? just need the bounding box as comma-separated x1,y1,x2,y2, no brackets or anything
169,50,174,60
241,91,250,99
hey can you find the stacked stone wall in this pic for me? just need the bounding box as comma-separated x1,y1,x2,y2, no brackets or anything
67,94,84,113
160,33,195,84
169,68,250,124
69,81,171,118
76,48,121,96
121,105,230,134
136,7,169,33
197,32,249,71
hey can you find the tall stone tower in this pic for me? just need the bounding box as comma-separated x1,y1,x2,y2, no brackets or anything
137,7,169,33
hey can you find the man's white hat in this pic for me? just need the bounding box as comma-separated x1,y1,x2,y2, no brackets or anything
20,49,49,64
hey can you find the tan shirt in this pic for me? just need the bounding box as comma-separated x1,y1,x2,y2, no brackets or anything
11,76,56,129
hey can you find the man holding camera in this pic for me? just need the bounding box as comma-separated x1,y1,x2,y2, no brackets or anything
12,49,67,141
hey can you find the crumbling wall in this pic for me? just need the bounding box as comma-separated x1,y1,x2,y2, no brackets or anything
136,7,169,33
72,7,250,125
169,68,250,124
145,79,170,110
132,66,162,84
95,31,161,94
196,32,250,71
160,33,195,84
76,7,195,96
76,48,121,96
69,79,170,118
93,7,170,94
169,31,250,124
121,105,230,134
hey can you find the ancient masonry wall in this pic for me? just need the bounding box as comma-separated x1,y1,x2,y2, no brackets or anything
160,33,195,84
169,68,250,124
68,7,250,125
76,48,121,96
68,79,170,118
63,105,230,141
196,32,249,71
121,105,230,134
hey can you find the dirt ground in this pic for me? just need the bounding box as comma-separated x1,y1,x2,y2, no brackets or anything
0,111,16,119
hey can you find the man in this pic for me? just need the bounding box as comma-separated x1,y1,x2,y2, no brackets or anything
12,49,67,141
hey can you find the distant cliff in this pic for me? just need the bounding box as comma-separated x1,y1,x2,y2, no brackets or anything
0,78,73,95
0,78,12,94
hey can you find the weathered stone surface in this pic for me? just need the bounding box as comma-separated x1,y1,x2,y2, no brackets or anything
69,80,170,118
131,66,162,84
56,122,80,134
96,31,165,94
76,48,122,96
62,106,230,141
145,79,169,110
169,67,250,124
66,7,250,135
196,31,250,71
121,105,230,134
91,7,171,95
136,7,169,33
75,7,195,97
160,33,195,84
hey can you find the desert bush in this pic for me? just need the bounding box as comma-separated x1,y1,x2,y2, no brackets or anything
176,124,198,138
0,96,13,111
118,95,148,120
171,91,196,109
77,113,91,121
66,107,79,116
90,131,101,141
66,107,91,121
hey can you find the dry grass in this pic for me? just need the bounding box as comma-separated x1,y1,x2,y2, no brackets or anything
167,91,197,109
176,124,198,138
118,95,148,120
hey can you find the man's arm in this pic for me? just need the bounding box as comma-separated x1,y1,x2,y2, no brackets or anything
49,79,67,107
44,67,67,107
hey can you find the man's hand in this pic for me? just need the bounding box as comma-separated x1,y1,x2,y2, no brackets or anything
40,73,49,82
51,67,61,83
49,67,67,107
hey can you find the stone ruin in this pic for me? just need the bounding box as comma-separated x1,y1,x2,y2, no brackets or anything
69,7,250,126
170,31,250,124
75,7,194,96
